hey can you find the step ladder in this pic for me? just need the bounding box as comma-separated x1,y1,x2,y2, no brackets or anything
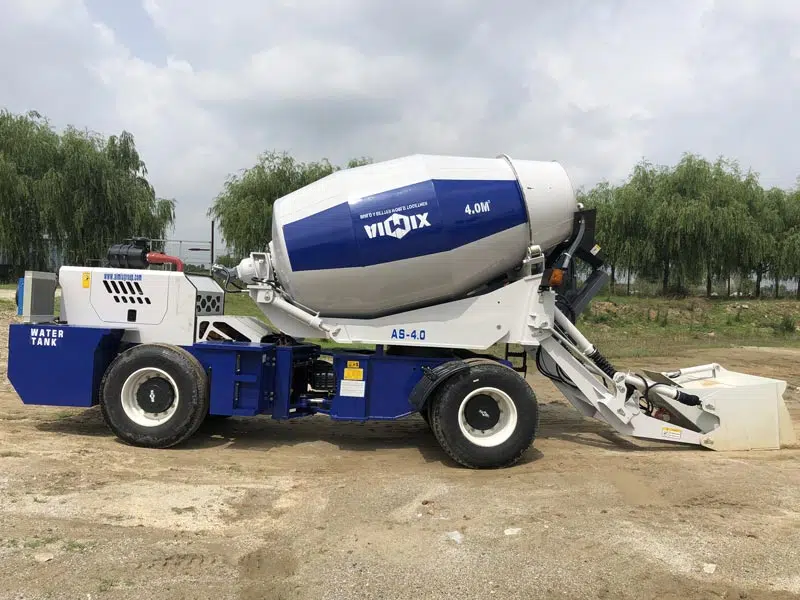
504,344,528,374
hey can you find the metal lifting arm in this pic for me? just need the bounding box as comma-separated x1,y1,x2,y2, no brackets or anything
551,309,703,408
537,305,794,451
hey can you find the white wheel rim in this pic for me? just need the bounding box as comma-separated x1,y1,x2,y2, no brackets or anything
120,367,180,427
457,387,518,447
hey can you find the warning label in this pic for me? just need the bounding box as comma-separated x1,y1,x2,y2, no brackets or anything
340,380,366,398
344,367,363,381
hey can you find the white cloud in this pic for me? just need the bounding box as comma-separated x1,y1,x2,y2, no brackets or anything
1,0,799,243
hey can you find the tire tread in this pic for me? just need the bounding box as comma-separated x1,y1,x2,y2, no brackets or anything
429,362,538,469
99,343,209,448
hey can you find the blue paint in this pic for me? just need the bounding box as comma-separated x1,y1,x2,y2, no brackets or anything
271,344,321,419
6,323,507,425
187,341,322,418
280,202,360,272
16,278,23,316
391,328,426,341
7,323,123,407
283,179,527,271
329,350,450,420
184,342,453,422
103,272,143,281
433,179,528,250
188,341,274,417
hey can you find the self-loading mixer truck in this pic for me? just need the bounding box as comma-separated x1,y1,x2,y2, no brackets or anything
7,154,796,468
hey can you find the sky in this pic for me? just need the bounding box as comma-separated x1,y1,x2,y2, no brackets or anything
1,0,799,245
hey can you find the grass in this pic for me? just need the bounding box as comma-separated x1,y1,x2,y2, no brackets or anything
23,535,60,549
223,291,266,320
573,295,800,358
63,539,95,552
223,289,800,360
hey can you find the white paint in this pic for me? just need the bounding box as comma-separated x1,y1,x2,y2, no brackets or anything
254,273,553,350
120,367,181,428
457,387,518,448
58,267,227,346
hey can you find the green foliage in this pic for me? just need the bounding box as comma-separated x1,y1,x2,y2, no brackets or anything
579,152,800,298
0,109,175,274
214,254,240,268
208,151,373,259
773,314,796,336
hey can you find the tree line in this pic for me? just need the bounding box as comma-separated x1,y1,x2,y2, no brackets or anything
0,110,175,275
211,149,800,299
578,154,800,298
207,151,372,259
3,107,800,299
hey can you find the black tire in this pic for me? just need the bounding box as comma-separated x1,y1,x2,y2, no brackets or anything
206,413,231,420
419,404,431,427
429,362,538,469
99,343,209,448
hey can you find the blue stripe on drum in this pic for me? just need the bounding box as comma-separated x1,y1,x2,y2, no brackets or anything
282,179,527,272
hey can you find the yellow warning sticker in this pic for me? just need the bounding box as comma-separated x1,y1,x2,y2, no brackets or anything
347,360,360,368
343,367,364,381
661,426,682,440
81,272,91,288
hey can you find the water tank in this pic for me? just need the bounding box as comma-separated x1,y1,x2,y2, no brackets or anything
269,154,577,318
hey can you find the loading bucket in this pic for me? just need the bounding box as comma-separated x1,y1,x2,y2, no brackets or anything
644,363,797,452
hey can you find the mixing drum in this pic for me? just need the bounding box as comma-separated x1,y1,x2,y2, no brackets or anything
268,154,577,318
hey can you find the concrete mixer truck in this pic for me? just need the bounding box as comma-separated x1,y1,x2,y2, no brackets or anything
6,154,796,468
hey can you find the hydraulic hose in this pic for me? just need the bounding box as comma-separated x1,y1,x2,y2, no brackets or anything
553,215,586,272
552,306,702,409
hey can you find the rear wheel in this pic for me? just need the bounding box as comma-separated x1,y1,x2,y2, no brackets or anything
429,362,538,468
419,403,431,427
99,343,209,448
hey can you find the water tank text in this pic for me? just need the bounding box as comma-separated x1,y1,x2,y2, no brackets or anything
29,327,64,347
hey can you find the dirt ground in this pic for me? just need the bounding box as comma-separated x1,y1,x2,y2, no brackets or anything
1,308,799,600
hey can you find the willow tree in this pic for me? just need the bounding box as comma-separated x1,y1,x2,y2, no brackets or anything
742,187,787,297
40,127,175,265
601,153,778,297
611,159,696,295
670,155,764,297
0,110,175,274
768,186,800,298
718,168,767,296
0,110,61,270
781,215,800,299
208,151,373,260
579,180,649,294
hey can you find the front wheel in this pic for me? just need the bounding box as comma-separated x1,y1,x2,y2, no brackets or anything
99,343,209,448
429,362,538,468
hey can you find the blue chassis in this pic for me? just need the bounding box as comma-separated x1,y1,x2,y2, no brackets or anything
7,322,509,421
